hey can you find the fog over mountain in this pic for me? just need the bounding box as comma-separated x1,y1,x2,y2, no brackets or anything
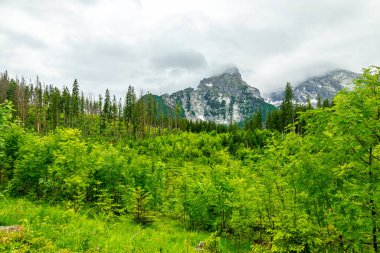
267,69,361,106
0,0,379,96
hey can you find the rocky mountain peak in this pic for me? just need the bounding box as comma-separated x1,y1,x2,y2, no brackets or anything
267,69,360,106
198,67,261,98
161,68,274,124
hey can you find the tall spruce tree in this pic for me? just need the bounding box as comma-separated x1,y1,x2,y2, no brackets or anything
123,85,136,131
103,89,111,123
280,82,294,131
252,110,263,130
71,79,80,127
62,86,70,127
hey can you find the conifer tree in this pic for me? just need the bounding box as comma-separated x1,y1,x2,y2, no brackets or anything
322,99,330,108
112,95,117,137
35,76,43,133
123,85,136,132
306,97,312,110
252,110,263,130
280,82,294,131
147,92,153,127
316,94,322,108
49,87,60,129
117,98,122,137
103,89,111,122
80,91,85,132
0,71,9,103
98,94,105,134
71,79,80,127
42,85,49,131
62,86,71,127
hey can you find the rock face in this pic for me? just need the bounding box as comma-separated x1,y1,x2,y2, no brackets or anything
161,67,275,124
267,70,360,106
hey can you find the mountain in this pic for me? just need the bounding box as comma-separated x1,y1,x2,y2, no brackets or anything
267,69,360,106
161,67,275,124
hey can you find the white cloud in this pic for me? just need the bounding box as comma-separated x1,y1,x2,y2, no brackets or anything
0,0,379,97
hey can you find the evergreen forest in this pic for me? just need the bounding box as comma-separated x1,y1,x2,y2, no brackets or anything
0,66,379,252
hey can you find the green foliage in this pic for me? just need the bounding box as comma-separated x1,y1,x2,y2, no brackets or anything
1,198,238,252
204,231,222,252
7,133,56,199
0,100,13,130
130,186,155,225
0,100,18,188
1,67,379,252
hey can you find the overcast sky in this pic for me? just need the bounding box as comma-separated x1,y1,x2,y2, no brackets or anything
1,0,379,97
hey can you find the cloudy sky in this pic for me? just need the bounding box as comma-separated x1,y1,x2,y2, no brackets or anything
1,0,379,97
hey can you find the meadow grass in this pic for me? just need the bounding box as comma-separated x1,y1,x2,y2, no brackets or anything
0,197,249,252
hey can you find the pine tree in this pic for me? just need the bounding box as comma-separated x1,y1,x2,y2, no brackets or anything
0,71,9,103
71,79,80,127
19,77,29,127
49,86,61,129
111,95,117,137
131,187,154,225
42,85,49,132
252,110,263,130
306,97,313,110
322,99,330,108
98,94,105,135
117,98,122,137
80,91,85,132
175,103,181,129
62,86,71,127
147,92,153,127
6,79,18,116
35,76,43,133
103,89,111,122
280,82,294,131
123,85,136,133
316,94,322,108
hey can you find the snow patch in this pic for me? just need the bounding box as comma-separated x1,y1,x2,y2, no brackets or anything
205,83,213,87
217,94,224,103
197,115,206,121
310,99,318,105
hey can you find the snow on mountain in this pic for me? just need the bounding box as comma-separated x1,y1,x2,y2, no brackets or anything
267,69,360,107
161,67,275,124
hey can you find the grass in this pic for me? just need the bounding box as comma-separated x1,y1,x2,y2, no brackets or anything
0,197,249,252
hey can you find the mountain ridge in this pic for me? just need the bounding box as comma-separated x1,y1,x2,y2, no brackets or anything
160,67,275,124
153,68,361,124
266,69,360,106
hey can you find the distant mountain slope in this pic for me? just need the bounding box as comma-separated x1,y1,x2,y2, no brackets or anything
139,94,185,118
161,67,275,124
267,69,360,106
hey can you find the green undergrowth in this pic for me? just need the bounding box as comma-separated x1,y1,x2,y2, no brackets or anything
0,197,248,252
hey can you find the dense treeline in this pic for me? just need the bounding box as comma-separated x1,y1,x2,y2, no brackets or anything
0,70,326,140
0,67,379,252
0,73,231,139
0,70,322,154
263,82,333,134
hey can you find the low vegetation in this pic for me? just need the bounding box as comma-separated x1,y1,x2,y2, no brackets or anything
0,66,379,252
0,197,242,252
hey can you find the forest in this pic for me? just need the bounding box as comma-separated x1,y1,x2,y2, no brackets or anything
0,66,379,252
